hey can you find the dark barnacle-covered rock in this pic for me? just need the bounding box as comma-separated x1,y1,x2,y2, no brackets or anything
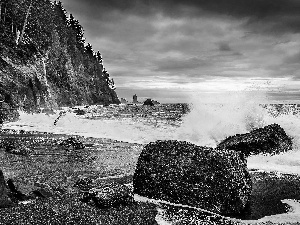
217,123,293,158
133,140,252,216
81,182,133,208
58,137,85,151
0,138,32,156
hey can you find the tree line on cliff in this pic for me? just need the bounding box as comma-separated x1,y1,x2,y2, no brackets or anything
0,0,119,111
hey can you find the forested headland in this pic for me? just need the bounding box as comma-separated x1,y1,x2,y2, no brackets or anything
0,0,120,115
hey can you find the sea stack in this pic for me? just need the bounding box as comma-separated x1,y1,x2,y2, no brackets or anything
133,94,138,104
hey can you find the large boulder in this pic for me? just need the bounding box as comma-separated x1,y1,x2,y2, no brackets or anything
133,140,252,216
217,123,293,158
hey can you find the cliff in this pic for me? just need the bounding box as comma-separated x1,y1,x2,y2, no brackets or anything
0,0,120,113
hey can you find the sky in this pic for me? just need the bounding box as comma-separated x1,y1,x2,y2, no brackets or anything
57,0,300,103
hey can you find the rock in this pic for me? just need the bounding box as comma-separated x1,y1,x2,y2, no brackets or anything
152,100,160,105
32,188,52,198
74,108,85,115
133,140,252,216
0,171,14,208
6,179,53,201
32,183,53,198
217,123,293,158
58,137,85,150
7,179,29,201
133,94,138,103
74,176,94,191
82,182,133,208
120,98,128,104
143,98,154,106
1,139,32,156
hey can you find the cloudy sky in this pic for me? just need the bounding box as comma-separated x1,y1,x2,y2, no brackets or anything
58,0,300,103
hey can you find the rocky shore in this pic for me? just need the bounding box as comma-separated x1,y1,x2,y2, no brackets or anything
0,128,299,224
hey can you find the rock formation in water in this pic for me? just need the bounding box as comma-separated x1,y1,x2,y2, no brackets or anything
133,94,138,104
217,123,293,158
120,98,128,104
133,140,252,216
143,98,154,106
0,0,120,119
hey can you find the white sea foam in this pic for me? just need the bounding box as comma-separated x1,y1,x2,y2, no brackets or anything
3,111,178,144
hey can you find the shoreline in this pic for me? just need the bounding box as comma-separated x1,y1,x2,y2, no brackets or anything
0,128,300,224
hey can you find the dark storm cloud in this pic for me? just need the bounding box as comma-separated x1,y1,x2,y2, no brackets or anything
63,0,300,18
61,0,300,34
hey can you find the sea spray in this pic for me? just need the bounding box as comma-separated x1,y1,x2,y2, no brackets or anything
175,91,268,147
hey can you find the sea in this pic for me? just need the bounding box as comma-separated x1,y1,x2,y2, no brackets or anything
3,91,300,224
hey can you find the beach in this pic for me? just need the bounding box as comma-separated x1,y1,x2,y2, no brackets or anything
1,102,300,224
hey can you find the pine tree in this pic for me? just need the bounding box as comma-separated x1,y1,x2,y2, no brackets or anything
53,1,68,44
68,13,84,49
96,51,103,64
85,43,93,57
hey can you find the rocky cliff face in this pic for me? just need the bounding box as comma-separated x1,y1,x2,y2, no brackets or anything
0,1,120,113
0,47,120,111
